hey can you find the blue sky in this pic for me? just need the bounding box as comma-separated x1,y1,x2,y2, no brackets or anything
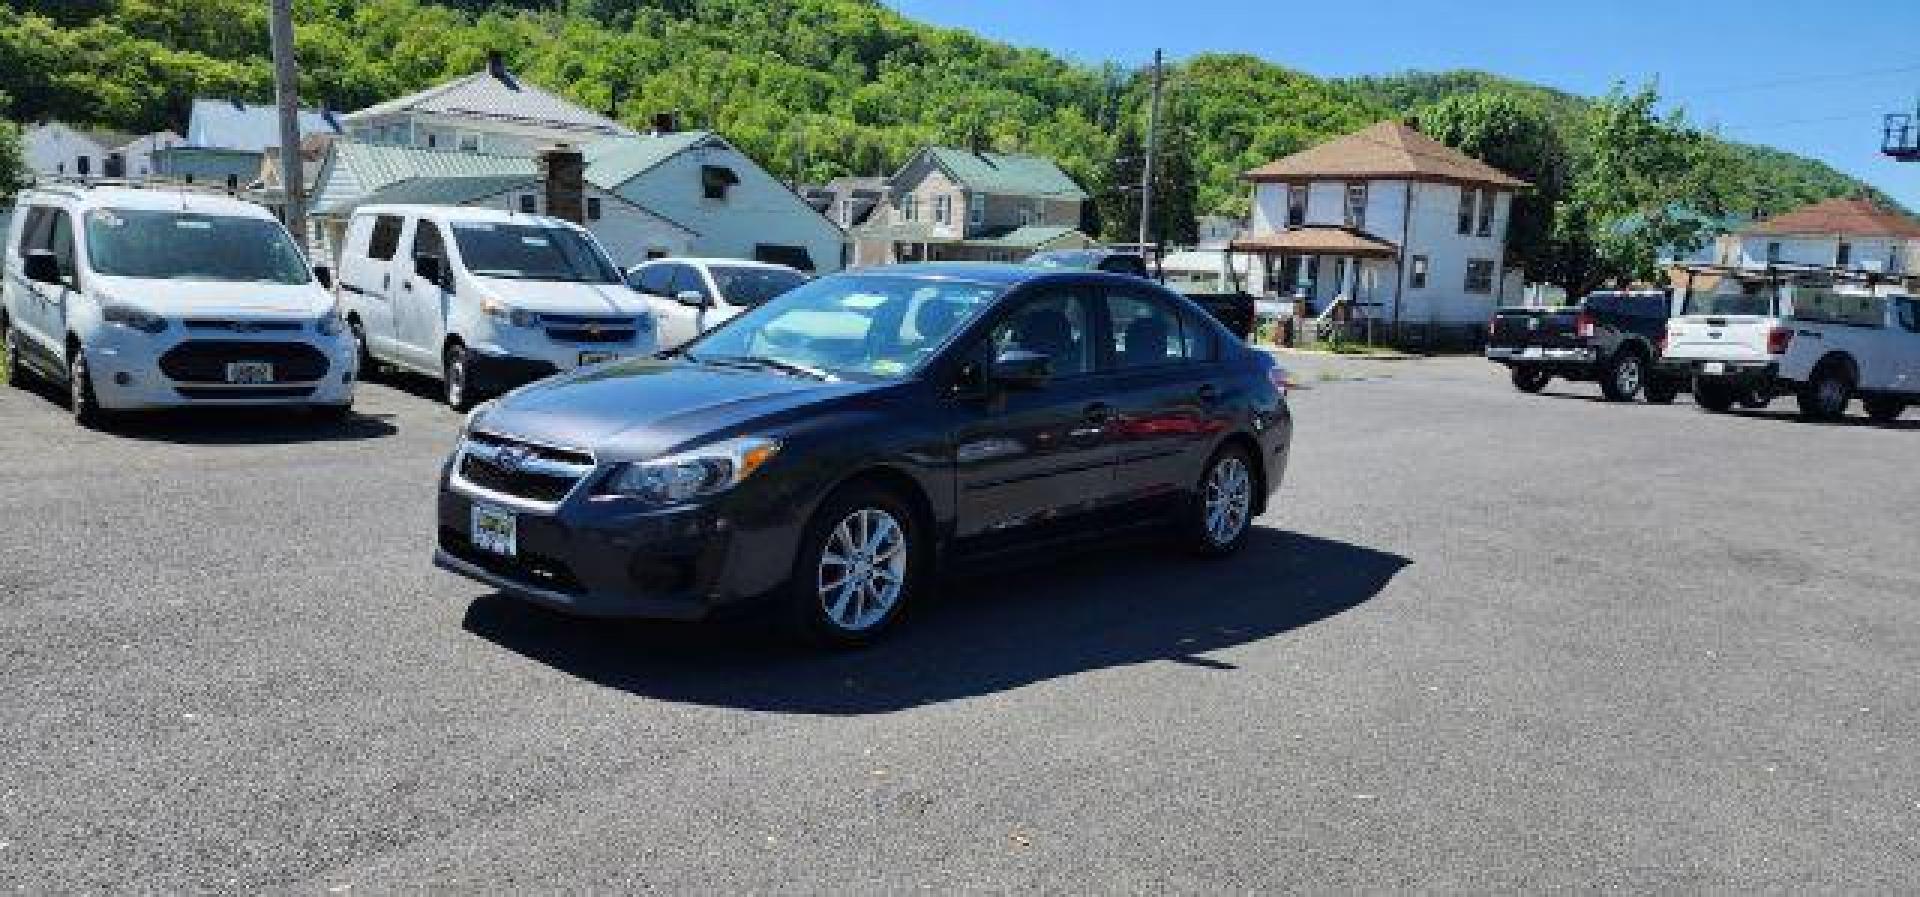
885,0,1920,210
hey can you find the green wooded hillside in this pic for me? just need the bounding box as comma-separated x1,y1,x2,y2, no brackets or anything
0,0,1886,285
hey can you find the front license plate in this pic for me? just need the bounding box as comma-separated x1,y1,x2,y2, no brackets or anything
1703,362,1726,375
225,361,274,384
1521,347,1543,359
470,503,517,556
578,351,616,366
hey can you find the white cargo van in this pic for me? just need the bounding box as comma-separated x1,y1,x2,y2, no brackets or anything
1,185,356,428
336,205,656,410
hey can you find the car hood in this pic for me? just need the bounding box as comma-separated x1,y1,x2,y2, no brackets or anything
472,358,888,458
472,277,649,316
91,275,333,319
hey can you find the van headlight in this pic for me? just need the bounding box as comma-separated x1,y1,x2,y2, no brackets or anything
101,304,167,334
596,437,780,504
480,297,541,328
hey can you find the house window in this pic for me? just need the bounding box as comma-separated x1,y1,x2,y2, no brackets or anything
519,194,537,214
1766,242,1782,264
969,193,986,227
1344,182,1367,229
1476,189,1494,237
76,156,91,177
901,196,917,222
1464,259,1495,294
646,248,669,261
1286,184,1307,227
1020,204,1037,226
587,197,602,221
1457,188,1475,235
1409,255,1429,289
1837,242,1852,267
701,165,739,201
933,194,952,225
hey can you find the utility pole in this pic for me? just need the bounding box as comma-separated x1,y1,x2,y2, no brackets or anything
269,0,307,250
1136,48,1163,256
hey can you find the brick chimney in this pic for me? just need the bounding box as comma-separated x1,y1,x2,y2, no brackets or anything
651,111,678,136
486,50,508,82
539,143,586,225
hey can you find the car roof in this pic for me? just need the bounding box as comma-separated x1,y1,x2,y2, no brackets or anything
19,185,278,220
631,257,800,271
351,203,582,230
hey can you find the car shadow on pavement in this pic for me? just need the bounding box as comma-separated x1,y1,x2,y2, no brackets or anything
7,375,399,443
460,528,1408,715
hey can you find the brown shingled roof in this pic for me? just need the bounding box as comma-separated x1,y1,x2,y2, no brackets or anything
1230,225,1399,258
1245,120,1530,189
1743,197,1920,239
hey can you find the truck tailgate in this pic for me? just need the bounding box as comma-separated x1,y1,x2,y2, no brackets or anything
1488,308,1582,348
1666,315,1776,363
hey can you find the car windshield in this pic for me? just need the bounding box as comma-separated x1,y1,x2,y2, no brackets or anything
450,222,621,284
710,266,808,307
1683,291,1776,316
685,274,1001,380
84,209,311,285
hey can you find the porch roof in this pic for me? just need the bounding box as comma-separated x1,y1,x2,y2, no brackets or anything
1229,225,1399,259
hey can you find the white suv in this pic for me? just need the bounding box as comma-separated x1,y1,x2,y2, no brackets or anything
2,185,356,427
336,205,656,410
625,258,808,349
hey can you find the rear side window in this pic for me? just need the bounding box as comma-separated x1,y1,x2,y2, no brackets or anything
1104,292,1191,369
15,206,51,256
1180,306,1220,361
410,220,446,260
670,264,711,300
367,215,404,261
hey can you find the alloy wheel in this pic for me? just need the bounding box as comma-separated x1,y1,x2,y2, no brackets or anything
816,508,907,632
1818,376,1848,416
1617,357,1642,396
445,348,468,409
1204,456,1253,546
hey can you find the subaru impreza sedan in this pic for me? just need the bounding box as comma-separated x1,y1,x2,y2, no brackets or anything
434,263,1293,646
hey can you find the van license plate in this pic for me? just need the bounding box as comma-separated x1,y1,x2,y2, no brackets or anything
225,362,274,384
471,503,517,556
578,352,615,366
1703,362,1726,375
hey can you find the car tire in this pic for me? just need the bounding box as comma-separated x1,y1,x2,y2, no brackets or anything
784,482,924,648
68,347,112,430
1599,351,1645,402
444,341,475,412
1863,395,1907,424
1510,366,1551,393
1796,364,1852,421
1644,377,1680,404
1184,444,1258,557
348,316,378,382
1693,377,1735,413
3,317,30,388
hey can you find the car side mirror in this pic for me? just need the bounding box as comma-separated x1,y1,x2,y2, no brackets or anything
313,265,333,289
676,289,711,309
23,250,62,286
989,348,1051,390
414,253,445,285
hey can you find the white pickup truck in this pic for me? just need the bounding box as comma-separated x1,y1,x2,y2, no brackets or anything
1776,290,1920,422
1667,281,1920,421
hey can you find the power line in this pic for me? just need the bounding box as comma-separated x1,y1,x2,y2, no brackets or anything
1680,63,1920,97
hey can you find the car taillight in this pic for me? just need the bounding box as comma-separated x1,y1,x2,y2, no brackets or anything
1655,334,1668,356
1767,326,1792,355
1575,311,1596,339
1268,365,1295,397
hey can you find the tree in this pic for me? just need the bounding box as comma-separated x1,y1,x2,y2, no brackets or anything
0,116,26,200
1412,91,1566,281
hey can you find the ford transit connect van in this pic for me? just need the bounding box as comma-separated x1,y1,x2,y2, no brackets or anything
1,185,356,428
336,205,656,410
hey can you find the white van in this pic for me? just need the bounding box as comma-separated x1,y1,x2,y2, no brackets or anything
624,258,808,349
1,185,356,428
336,205,656,409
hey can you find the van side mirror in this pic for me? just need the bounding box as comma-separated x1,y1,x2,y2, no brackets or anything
313,266,333,289
989,348,1051,390
414,253,445,285
676,289,711,309
23,250,62,286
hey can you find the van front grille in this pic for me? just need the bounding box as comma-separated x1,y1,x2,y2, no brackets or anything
158,341,329,383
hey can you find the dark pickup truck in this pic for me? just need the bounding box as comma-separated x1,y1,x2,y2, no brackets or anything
1025,248,1256,341
1485,291,1686,402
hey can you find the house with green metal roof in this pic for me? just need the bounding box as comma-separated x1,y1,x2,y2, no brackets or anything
852,146,1094,265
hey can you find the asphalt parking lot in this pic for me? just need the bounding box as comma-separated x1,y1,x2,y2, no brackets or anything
3,355,1918,891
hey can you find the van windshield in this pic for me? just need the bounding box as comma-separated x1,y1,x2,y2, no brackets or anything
451,222,621,284
84,209,312,285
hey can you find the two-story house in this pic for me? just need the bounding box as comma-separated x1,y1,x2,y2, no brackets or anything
341,52,635,156
1232,121,1529,342
1728,197,1920,274
853,147,1093,266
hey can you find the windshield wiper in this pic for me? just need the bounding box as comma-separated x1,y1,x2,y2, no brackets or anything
701,354,836,382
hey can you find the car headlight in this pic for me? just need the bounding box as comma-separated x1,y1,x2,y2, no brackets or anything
480,297,541,328
101,304,167,334
596,436,780,504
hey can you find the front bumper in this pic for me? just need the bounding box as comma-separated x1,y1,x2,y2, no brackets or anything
434,472,800,620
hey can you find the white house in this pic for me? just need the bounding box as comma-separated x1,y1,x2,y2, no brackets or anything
1232,120,1530,343
22,122,181,181
1729,197,1920,274
342,52,634,157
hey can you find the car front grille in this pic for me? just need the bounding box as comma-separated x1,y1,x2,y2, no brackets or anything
542,315,643,345
184,319,305,333
455,431,596,505
158,340,330,383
